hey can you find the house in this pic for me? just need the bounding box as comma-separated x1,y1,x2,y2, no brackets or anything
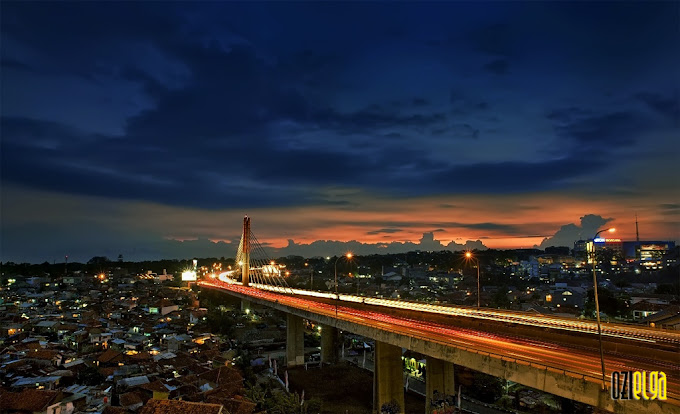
552,286,586,308
12,376,62,390
118,375,150,389
189,309,208,325
632,301,671,320
138,380,171,400
640,305,680,328
166,334,191,352
34,320,59,334
2,323,26,337
25,349,63,366
97,349,124,367
119,390,146,411
0,388,63,414
58,391,88,413
90,331,113,347
110,338,127,350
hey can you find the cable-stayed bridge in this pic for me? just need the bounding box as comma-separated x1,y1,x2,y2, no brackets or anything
199,217,680,414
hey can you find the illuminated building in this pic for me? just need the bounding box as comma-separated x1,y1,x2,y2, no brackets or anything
575,239,676,270
624,241,676,269
585,237,624,264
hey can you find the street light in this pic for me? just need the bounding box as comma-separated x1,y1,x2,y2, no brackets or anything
465,252,481,308
591,227,615,389
305,262,313,290
334,253,353,317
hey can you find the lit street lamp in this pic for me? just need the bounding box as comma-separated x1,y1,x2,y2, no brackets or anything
334,253,353,317
591,227,615,389
465,252,481,308
305,262,313,290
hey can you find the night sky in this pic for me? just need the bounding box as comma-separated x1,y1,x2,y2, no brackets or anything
2,2,679,263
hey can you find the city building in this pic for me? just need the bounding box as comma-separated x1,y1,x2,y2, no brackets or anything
623,241,677,269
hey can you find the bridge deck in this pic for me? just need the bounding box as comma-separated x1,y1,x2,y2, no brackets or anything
200,279,680,413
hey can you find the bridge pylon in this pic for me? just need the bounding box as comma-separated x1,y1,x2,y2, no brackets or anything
242,216,250,286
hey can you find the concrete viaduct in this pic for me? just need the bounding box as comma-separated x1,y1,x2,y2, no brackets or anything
202,282,678,414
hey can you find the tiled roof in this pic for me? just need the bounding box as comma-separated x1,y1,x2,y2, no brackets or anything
140,399,223,414
139,379,169,393
220,397,257,414
128,351,152,361
0,388,61,411
119,390,145,407
198,366,243,386
25,349,60,360
102,405,128,414
98,349,123,363
98,366,117,377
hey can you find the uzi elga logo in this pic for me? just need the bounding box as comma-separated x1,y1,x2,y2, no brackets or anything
611,371,667,400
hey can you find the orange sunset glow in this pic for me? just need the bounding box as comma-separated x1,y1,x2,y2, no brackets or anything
3,184,677,261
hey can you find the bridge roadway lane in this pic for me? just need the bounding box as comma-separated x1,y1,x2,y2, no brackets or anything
260,284,680,346
200,280,680,406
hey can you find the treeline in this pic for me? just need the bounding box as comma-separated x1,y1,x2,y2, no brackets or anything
1,256,235,277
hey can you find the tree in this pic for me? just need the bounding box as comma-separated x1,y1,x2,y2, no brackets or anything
465,372,503,403
545,246,570,256
656,283,680,295
87,256,110,265
595,249,622,274
585,288,629,319
77,365,104,385
491,286,511,309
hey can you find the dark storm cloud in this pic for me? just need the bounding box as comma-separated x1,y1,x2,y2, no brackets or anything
483,59,509,75
0,118,316,209
1,2,679,261
448,90,492,116
549,109,652,152
1,116,94,148
546,107,591,123
470,23,515,57
454,222,522,233
1,2,185,80
659,204,680,216
0,58,34,72
432,124,480,140
338,219,523,235
311,106,449,134
387,155,597,195
0,0,666,208
366,228,403,235
635,91,680,122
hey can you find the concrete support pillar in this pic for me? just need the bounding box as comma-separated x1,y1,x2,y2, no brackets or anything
373,341,405,414
425,357,455,413
240,299,251,313
286,314,304,367
320,324,339,364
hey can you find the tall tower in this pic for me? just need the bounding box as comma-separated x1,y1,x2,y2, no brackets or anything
635,213,640,242
242,216,250,286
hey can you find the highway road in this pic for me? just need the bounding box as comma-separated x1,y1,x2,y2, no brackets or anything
200,279,680,406
211,277,680,346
